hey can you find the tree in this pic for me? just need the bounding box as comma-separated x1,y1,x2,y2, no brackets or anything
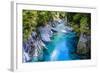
23,10,66,42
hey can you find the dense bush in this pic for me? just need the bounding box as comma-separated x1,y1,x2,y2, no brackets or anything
23,10,91,42
67,13,91,36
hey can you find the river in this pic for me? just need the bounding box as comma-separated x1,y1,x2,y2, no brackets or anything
43,30,80,61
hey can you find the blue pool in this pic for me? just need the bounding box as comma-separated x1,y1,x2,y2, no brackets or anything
43,31,80,61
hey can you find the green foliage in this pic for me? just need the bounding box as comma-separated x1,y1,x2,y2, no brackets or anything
73,14,81,21
23,10,38,41
67,13,91,36
23,10,66,41
23,10,91,41
80,16,88,33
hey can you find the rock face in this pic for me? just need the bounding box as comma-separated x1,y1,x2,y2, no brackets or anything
52,19,73,34
77,33,90,55
38,25,53,42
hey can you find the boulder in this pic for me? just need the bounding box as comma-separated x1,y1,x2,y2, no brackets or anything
38,25,53,42
77,33,89,54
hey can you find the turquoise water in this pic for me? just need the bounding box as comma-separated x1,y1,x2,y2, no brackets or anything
43,31,80,61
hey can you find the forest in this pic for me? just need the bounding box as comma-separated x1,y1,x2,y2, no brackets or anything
23,10,91,41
